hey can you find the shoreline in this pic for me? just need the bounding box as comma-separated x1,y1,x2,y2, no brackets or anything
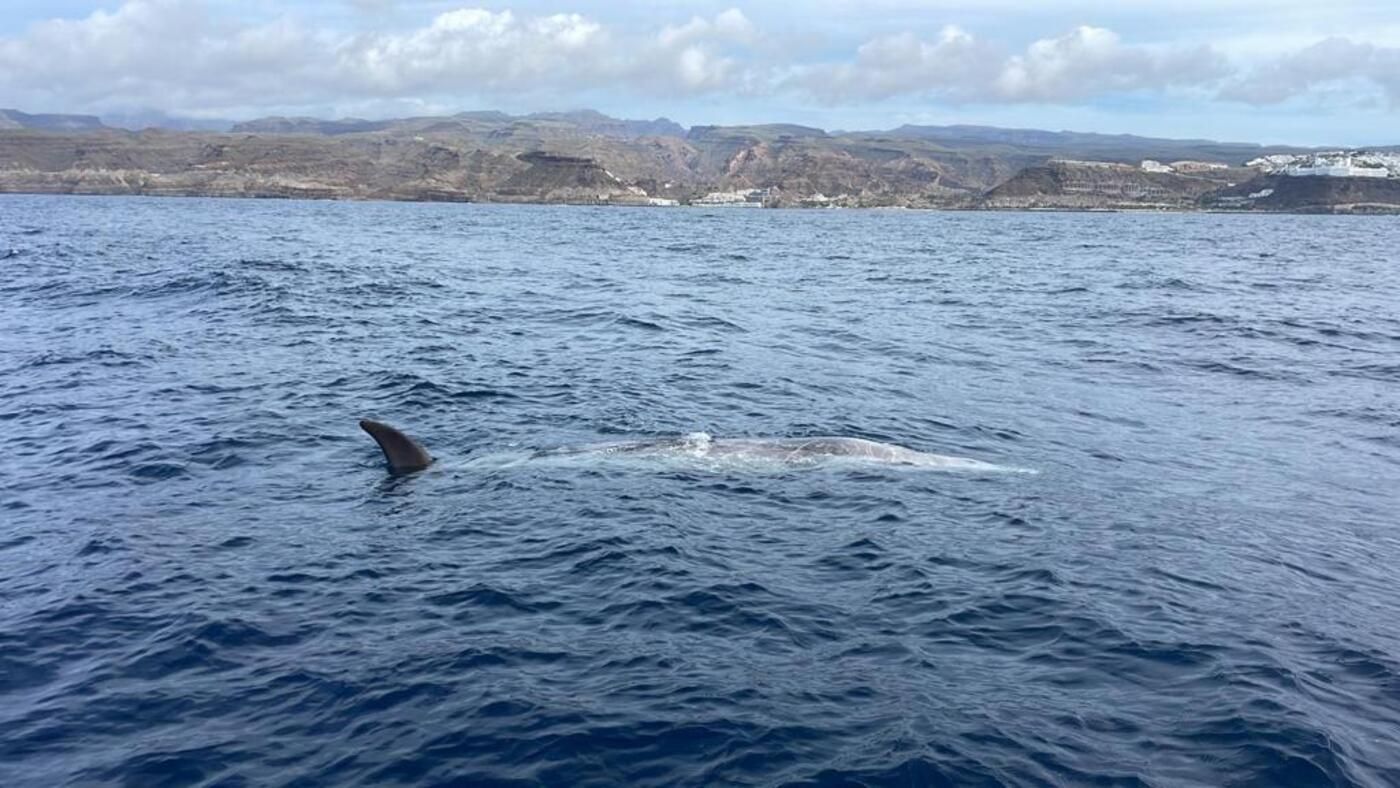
3,188,1396,216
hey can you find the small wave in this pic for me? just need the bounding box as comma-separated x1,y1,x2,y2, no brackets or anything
1117,276,1210,292
191,619,310,649
128,462,191,483
235,257,305,273
1305,406,1400,426
1147,312,1232,327
680,314,746,332
664,242,717,253
0,533,36,551
1330,363,1400,382
615,315,666,331
362,372,518,407
1186,360,1295,380
21,348,152,371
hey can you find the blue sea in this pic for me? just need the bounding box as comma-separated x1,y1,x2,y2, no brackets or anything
2,195,1398,787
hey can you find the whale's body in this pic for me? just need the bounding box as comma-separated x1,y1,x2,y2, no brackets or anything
534,433,1002,469
361,420,1026,475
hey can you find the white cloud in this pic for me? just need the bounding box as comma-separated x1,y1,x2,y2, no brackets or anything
995,26,1229,101
0,1,763,113
641,9,760,92
796,26,1000,102
1223,37,1400,106
335,9,612,94
0,0,1398,124
797,25,1229,104
0,2,327,108
658,8,755,48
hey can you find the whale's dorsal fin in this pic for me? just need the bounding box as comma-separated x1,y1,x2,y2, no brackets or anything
360,419,433,474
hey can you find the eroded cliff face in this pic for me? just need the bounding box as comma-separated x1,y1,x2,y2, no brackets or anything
494,152,646,204
980,160,1250,210
1205,174,1400,213
0,127,1002,206
978,160,1400,214
0,131,529,201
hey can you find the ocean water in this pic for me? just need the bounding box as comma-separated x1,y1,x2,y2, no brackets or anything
1,195,1398,787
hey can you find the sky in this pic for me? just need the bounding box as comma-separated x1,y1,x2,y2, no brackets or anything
2,0,1399,145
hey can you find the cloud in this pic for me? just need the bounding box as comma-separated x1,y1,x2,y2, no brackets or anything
1,0,1398,122
794,26,1001,102
995,26,1229,101
797,25,1230,104
0,1,764,113
335,9,612,94
0,2,327,108
639,9,762,92
1222,37,1400,106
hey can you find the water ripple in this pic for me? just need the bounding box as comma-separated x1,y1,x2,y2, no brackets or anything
1,197,1398,787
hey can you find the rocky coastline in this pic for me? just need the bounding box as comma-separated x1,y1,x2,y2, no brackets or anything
1,111,1397,213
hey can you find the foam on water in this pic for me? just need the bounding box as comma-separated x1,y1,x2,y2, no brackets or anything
441,432,1032,474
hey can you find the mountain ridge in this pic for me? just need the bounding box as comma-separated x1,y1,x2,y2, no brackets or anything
5,106,1370,152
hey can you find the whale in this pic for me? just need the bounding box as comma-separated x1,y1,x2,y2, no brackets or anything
360,419,1028,475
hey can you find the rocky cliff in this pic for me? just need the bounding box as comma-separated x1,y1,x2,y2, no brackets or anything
0,111,1389,211
981,160,1251,210
1205,174,1400,213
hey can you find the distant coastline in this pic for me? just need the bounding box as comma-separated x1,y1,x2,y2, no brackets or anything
3,109,1399,214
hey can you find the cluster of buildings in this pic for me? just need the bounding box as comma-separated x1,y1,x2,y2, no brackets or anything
799,192,849,208
1140,160,1230,174
1246,151,1400,179
1136,151,1400,181
625,187,850,209
691,188,768,207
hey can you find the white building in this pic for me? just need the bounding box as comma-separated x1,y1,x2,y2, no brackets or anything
1248,151,1399,178
1170,161,1229,173
693,188,766,207
1292,164,1387,178
1140,160,1174,173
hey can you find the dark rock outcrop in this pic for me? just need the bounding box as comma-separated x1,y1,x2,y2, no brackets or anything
981,160,1246,210
496,152,638,203
1205,174,1400,213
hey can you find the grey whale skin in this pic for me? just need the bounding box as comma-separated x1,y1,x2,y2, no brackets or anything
360,419,1015,475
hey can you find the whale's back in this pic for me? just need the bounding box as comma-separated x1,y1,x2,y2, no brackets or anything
358,422,1025,474
707,436,1012,470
